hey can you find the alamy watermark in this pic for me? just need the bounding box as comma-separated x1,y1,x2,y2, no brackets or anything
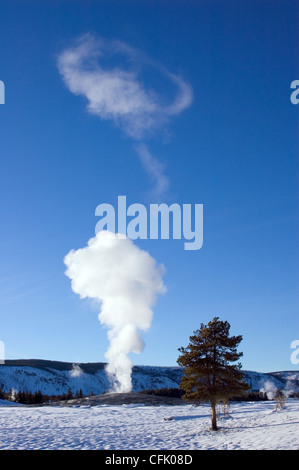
95,196,203,250
290,80,299,104
290,340,299,365
0,80,5,104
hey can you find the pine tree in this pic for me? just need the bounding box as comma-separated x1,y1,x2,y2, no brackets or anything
75,389,84,399
177,317,250,430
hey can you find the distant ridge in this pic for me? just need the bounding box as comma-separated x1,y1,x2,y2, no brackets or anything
3,359,106,374
0,359,298,397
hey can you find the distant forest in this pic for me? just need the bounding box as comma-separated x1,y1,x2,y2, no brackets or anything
1,385,298,405
0,386,86,404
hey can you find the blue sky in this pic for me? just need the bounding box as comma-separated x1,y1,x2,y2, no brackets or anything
0,0,298,373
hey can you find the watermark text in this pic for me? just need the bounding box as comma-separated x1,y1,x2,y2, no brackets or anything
0,80,4,104
95,196,203,251
290,340,299,365
290,80,299,104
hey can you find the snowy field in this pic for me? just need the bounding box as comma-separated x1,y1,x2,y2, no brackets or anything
0,399,298,450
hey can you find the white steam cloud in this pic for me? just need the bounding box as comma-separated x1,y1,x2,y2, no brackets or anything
59,35,187,386
64,230,166,393
57,34,193,196
69,363,84,378
260,379,297,400
260,381,278,400
57,33,193,140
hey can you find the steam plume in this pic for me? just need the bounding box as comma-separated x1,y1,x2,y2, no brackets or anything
69,364,84,378
64,230,166,393
260,381,278,400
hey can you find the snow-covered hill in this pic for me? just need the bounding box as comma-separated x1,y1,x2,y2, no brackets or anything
0,359,298,397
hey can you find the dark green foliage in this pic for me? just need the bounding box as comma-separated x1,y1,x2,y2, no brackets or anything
75,388,84,399
177,317,250,430
15,390,47,404
140,387,185,398
1,388,86,404
231,391,268,401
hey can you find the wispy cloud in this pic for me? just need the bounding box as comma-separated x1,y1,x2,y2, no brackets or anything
57,34,192,140
134,143,169,200
57,33,193,194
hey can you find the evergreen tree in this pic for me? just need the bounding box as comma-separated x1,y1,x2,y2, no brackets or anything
177,317,250,430
75,389,84,399
33,390,43,404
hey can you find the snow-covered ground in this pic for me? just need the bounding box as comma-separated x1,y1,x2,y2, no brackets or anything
0,399,298,450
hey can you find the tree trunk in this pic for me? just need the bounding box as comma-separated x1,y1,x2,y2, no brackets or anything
211,401,218,430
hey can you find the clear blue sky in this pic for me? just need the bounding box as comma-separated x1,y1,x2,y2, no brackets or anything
0,0,298,372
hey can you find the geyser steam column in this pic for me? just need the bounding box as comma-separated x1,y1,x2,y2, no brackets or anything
64,230,166,393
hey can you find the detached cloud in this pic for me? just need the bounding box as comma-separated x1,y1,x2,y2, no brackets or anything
57,34,193,140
